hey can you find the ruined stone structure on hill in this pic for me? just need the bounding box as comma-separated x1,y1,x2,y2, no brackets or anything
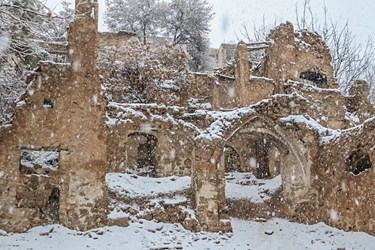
1,0,374,235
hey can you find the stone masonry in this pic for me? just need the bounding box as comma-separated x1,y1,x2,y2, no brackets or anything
0,1,374,236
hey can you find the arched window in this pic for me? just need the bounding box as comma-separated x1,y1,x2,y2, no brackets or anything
300,69,327,86
346,148,372,175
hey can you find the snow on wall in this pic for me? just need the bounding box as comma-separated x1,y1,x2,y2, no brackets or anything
20,149,59,171
280,115,341,143
106,173,191,198
225,172,282,202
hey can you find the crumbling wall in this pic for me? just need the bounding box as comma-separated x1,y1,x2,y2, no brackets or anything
0,0,108,232
212,42,275,110
309,118,375,233
192,139,232,232
217,44,236,67
283,81,348,129
262,22,336,89
106,105,195,177
99,31,137,48
188,73,214,110
345,80,375,124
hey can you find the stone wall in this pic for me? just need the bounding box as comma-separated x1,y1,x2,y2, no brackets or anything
298,118,375,232
283,81,348,129
99,31,137,48
1,6,375,237
106,105,195,177
212,43,275,110
262,22,336,89
0,0,108,232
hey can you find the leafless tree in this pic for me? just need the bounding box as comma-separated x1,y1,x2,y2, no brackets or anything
104,0,214,71
239,0,375,97
294,0,375,93
0,0,73,126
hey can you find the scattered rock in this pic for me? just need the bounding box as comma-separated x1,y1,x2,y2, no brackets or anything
109,217,129,227
264,230,274,235
39,227,54,236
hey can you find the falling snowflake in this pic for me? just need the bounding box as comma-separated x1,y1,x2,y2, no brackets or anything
140,123,152,134
330,209,339,222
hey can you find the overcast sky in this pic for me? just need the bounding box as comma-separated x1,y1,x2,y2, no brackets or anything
47,0,375,48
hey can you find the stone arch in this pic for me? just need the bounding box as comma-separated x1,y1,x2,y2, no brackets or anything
223,115,311,202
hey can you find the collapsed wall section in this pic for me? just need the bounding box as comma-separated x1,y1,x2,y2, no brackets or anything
0,0,108,232
314,118,375,233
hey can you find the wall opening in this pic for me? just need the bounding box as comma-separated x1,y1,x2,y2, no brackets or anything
127,133,158,176
43,99,53,109
346,148,372,175
40,187,60,223
224,145,241,172
300,69,327,87
20,149,59,175
256,138,270,178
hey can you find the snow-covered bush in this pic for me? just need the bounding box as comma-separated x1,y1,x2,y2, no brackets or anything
98,39,190,103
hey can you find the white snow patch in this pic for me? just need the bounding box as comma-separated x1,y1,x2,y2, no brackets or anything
151,196,188,205
154,80,179,90
20,150,59,171
330,209,339,222
169,148,176,160
345,111,360,124
72,60,81,72
140,123,152,134
90,7,95,19
249,157,257,169
225,172,282,202
16,100,26,107
280,115,341,143
27,88,35,96
107,210,129,220
1,218,375,249
0,31,10,56
92,94,98,105
228,87,236,98
106,173,191,198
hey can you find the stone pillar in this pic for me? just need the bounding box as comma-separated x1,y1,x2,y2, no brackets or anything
192,139,232,232
59,0,108,230
68,0,98,67
234,41,251,106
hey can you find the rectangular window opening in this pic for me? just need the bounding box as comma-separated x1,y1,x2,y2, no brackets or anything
20,148,60,175
43,99,53,109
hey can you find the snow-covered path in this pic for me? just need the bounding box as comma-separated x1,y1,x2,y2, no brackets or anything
1,218,375,250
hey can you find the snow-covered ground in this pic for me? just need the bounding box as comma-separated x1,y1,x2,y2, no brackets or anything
106,173,191,198
2,172,375,249
1,218,375,250
225,172,282,202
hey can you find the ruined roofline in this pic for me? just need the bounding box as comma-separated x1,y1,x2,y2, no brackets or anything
99,30,137,37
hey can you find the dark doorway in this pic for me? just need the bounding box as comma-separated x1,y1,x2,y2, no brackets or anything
224,145,241,172
40,188,60,224
127,133,158,176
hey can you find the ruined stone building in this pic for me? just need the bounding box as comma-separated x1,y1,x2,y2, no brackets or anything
1,0,375,236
